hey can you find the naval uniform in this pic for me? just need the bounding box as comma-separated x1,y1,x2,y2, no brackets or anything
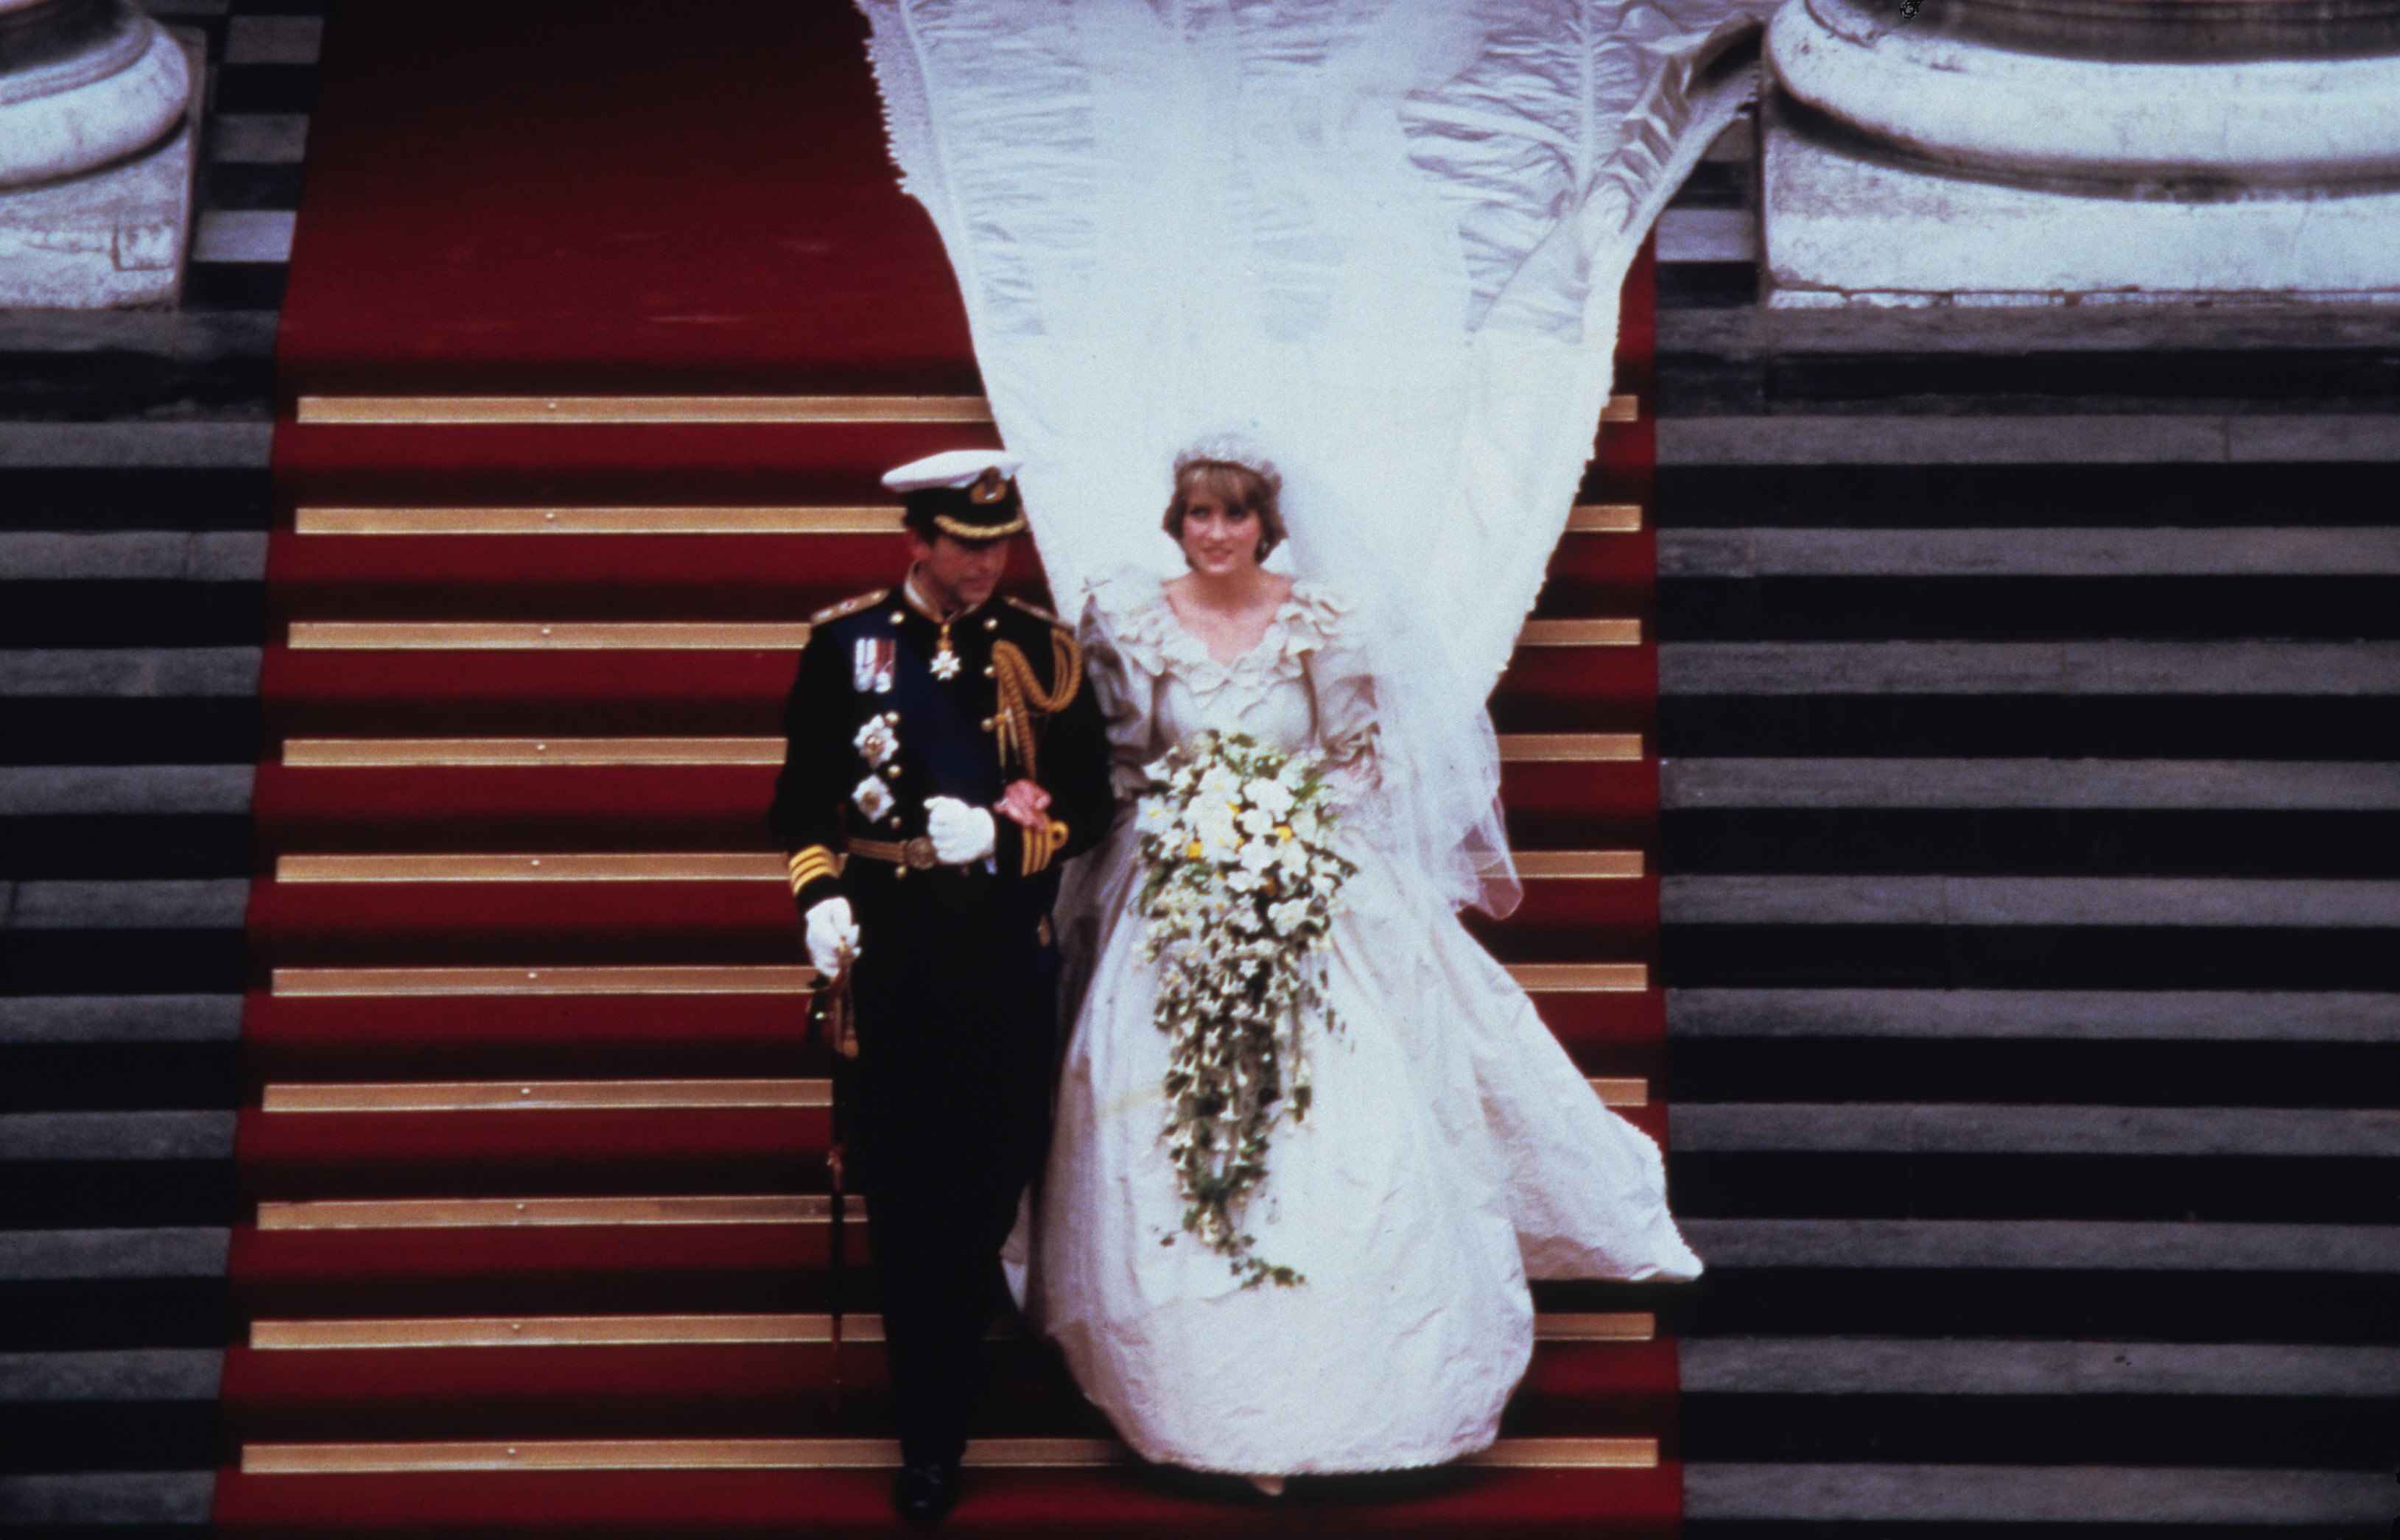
768,573,1113,1469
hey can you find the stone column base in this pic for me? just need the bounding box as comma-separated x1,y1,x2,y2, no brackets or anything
1761,92,2400,309
0,29,202,309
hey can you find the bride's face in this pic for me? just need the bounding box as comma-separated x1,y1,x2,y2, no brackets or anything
1179,491,1262,578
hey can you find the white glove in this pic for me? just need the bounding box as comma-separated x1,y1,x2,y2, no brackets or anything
804,896,860,978
925,796,997,865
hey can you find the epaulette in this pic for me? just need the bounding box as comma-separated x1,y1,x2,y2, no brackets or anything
810,588,890,626
1004,595,1070,630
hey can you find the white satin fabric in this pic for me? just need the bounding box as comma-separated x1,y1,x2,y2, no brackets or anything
1008,575,1702,1475
856,0,1762,915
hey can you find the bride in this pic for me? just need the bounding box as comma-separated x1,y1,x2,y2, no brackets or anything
855,0,1760,1487
1009,440,1703,1483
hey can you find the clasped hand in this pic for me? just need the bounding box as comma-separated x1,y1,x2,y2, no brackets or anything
805,781,1053,977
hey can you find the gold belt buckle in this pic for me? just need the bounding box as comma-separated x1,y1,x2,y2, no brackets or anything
902,835,939,871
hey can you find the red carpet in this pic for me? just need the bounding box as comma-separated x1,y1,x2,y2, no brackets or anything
214,2,1682,1532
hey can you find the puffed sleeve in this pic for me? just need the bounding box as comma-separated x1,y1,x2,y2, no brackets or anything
1295,584,1380,801
1080,573,1168,802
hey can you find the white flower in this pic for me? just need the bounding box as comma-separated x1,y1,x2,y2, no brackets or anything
1195,803,1240,853
1137,798,1173,835
1275,840,1308,876
1199,764,1241,802
1238,806,1277,837
1238,839,1280,875
1247,778,1296,818
1268,899,1309,935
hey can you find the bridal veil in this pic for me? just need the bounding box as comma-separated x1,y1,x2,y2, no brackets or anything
854,0,1761,914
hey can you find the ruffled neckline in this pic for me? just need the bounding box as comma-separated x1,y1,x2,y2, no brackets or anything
1087,569,1344,695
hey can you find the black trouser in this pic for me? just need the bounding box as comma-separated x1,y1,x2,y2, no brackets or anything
848,871,1058,1466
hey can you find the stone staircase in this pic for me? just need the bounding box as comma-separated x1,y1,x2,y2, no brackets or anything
4,9,2396,1533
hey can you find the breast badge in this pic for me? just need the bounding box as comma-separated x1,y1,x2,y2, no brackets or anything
854,713,900,767
852,775,897,823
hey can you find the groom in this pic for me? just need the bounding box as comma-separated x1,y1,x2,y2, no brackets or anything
768,449,1114,1525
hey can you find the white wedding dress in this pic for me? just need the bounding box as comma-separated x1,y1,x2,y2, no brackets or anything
1011,572,1702,1476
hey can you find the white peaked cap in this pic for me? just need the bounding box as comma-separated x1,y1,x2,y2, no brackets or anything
880,449,1025,493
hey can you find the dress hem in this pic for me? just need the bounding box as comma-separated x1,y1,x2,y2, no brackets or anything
1126,1428,1500,1480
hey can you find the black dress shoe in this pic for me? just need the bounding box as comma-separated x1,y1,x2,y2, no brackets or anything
892,1460,961,1527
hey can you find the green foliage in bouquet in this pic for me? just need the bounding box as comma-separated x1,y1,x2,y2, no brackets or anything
1134,729,1358,1288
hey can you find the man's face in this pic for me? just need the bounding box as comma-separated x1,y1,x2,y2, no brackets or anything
908,530,1011,611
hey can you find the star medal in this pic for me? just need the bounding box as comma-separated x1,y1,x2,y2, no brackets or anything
853,712,899,768
928,623,963,681
852,774,896,822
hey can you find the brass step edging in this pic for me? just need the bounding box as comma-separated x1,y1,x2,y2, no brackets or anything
240,1435,1655,1475
254,1195,835,1231
272,962,1645,997
288,622,810,652
301,504,1639,537
1514,850,1644,880
284,732,1646,767
253,1314,863,1349
271,966,818,997
296,506,902,536
282,737,784,767
294,395,997,426
276,849,1641,884
287,618,1628,653
292,393,1635,429
1565,503,1643,534
248,1309,1652,1351
259,1076,1640,1111
1517,619,1641,647
1504,733,1643,762
261,1079,835,1113
276,853,785,883
1509,963,1649,993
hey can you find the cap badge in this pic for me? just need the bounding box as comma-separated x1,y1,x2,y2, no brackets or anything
968,467,1009,504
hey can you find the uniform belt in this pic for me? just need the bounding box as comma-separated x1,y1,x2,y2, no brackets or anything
845,834,943,871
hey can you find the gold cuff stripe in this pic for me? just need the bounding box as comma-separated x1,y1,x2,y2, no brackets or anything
1021,818,1070,878
930,511,1028,540
785,846,838,895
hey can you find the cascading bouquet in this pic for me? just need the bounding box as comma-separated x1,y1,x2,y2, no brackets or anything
1132,728,1357,1288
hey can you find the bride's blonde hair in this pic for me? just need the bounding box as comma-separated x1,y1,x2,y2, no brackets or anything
1163,438,1286,560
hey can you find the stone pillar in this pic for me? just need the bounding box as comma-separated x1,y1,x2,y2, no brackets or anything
0,0,200,307
1760,0,2400,304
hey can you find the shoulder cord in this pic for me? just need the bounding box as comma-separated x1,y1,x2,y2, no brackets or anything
989,630,1083,784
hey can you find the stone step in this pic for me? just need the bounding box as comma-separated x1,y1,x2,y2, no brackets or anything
1658,527,2400,577
1663,759,2400,810
1660,640,2400,695
0,1471,214,1530
0,650,260,698
1660,875,2400,927
1670,1104,2400,1157
0,996,242,1044
0,766,253,815
1680,1337,2400,1396
1659,412,2400,465
1668,988,2398,1041
1683,1463,2391,1525
1681,1218,2399,1273
1657,460,2400,529
0,534,267,581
